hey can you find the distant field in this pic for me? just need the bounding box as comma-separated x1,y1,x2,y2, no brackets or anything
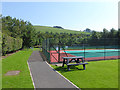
34,25,87,34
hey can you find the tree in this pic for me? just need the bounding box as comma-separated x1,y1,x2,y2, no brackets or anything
53,26,64,29
109,28,117,38
2,16,37,48
84,28,92,33
102,28,109,38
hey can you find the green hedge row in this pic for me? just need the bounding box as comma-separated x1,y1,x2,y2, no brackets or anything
2,33,23,55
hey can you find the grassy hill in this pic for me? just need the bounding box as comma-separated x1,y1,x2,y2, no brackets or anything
34,25,87,34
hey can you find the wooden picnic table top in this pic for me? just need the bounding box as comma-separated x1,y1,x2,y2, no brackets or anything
62,56,84,59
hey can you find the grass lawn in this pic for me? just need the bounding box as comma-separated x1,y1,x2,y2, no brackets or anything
51,60,118,88
0,60,2,90
2,48,39,88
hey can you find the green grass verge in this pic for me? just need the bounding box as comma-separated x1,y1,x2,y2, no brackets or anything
0,60,2,90
51,60,118,88
34,25,88,34
2,49,34,88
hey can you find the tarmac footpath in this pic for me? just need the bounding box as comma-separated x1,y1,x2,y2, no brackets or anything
27,51,79,89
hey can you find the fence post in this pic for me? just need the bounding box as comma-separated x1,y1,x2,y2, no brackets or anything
46,39,47,52
58,38,60,63
103,38,104,60
49,38,51,63
83,38,85,59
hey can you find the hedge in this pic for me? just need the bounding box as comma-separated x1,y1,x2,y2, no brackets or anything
2,33,23,55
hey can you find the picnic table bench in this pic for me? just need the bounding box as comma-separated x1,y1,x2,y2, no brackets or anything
62,56,88,71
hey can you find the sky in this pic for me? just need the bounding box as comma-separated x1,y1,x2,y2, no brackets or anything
1,1,118,31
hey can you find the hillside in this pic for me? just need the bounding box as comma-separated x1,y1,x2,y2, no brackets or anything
34,25,86,34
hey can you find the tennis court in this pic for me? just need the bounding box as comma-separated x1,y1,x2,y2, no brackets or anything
50,49,119,63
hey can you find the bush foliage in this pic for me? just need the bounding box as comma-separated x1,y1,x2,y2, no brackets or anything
2,16,37,55
2,33,23,55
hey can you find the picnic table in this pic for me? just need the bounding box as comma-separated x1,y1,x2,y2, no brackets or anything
62,56,88,71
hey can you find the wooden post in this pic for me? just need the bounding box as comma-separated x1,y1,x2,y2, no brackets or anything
83,64,86,70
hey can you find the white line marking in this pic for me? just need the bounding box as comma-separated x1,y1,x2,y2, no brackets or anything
27,61,36,89
45,61,80,89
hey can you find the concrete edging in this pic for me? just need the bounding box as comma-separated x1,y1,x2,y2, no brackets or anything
27,61,36,88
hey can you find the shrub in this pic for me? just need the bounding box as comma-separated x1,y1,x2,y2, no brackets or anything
2,33,23,55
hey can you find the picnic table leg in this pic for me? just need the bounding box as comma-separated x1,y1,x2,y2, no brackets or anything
76,58,80,63
67,59,69,64
81,58,84,63
67,65,70,71
83,64,86,70
66,59,71,71
62,59,65,67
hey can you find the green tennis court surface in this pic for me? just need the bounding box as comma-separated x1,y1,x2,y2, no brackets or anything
64,49,119,58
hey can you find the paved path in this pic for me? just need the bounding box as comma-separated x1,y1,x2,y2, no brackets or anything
28,51,79,88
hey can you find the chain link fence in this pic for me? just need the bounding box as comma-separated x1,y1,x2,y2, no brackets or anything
42,38,119,63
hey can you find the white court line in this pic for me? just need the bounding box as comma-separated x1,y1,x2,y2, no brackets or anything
27,61,36,89
45,61,80,89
